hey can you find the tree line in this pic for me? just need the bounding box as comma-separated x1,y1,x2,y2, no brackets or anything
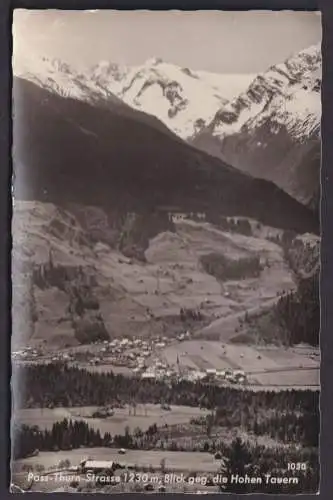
275,272,319,346
32,254,110,345
200,252,263,281
17,363,319,412
207,214,253,236
218,436,318,494
213,403,318,447
269,230,319,346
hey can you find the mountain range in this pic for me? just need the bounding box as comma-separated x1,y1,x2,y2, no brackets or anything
12,75,317,235
13,44,321,218
83,45,321,210
88,57,254,139
14,54,253,140
13,55,182,140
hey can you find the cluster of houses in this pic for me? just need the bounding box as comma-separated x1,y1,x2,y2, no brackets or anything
13,335,249,387
140,356,247,386
177,331,192,342
141,359,174,380
102,337,169,370
12,346,41,361
14,333,248,387
201,368,247,385
13,335,172,369
72,336,172,370
170,212,206,223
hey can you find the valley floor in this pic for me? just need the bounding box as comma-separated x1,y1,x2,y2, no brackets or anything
15,404,211,436
14,339,320,390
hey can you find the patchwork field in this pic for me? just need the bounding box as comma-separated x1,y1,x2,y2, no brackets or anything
159,340,320,388
249,369,319,387
13,202,296,347
15,404,211,436
14,447,220,473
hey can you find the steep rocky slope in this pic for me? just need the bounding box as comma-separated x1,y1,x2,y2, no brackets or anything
192,44,321,208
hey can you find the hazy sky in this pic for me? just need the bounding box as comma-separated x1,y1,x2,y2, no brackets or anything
13,10,321,74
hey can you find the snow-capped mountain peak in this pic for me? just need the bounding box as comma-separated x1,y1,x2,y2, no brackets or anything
144,56,164,67
88,57,253,139
206,44,321,141
13,53,124,107
191,44,321,209
90,60,129,85
13,51,254,141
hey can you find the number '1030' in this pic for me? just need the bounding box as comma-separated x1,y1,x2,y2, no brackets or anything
288,463,307,471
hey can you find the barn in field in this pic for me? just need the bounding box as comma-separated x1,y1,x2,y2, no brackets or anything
79,460,117,473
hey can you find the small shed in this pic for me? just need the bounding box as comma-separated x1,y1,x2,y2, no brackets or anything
80,460,116,473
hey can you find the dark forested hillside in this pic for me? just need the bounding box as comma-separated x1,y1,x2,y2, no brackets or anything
13,77,318,234
275,273,319,346
16,364,319,414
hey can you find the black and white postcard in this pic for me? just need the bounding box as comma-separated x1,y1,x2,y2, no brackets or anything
11,10,321,494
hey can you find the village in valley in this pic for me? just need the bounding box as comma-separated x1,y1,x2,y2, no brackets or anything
12,328,319,389
13,333,248,385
